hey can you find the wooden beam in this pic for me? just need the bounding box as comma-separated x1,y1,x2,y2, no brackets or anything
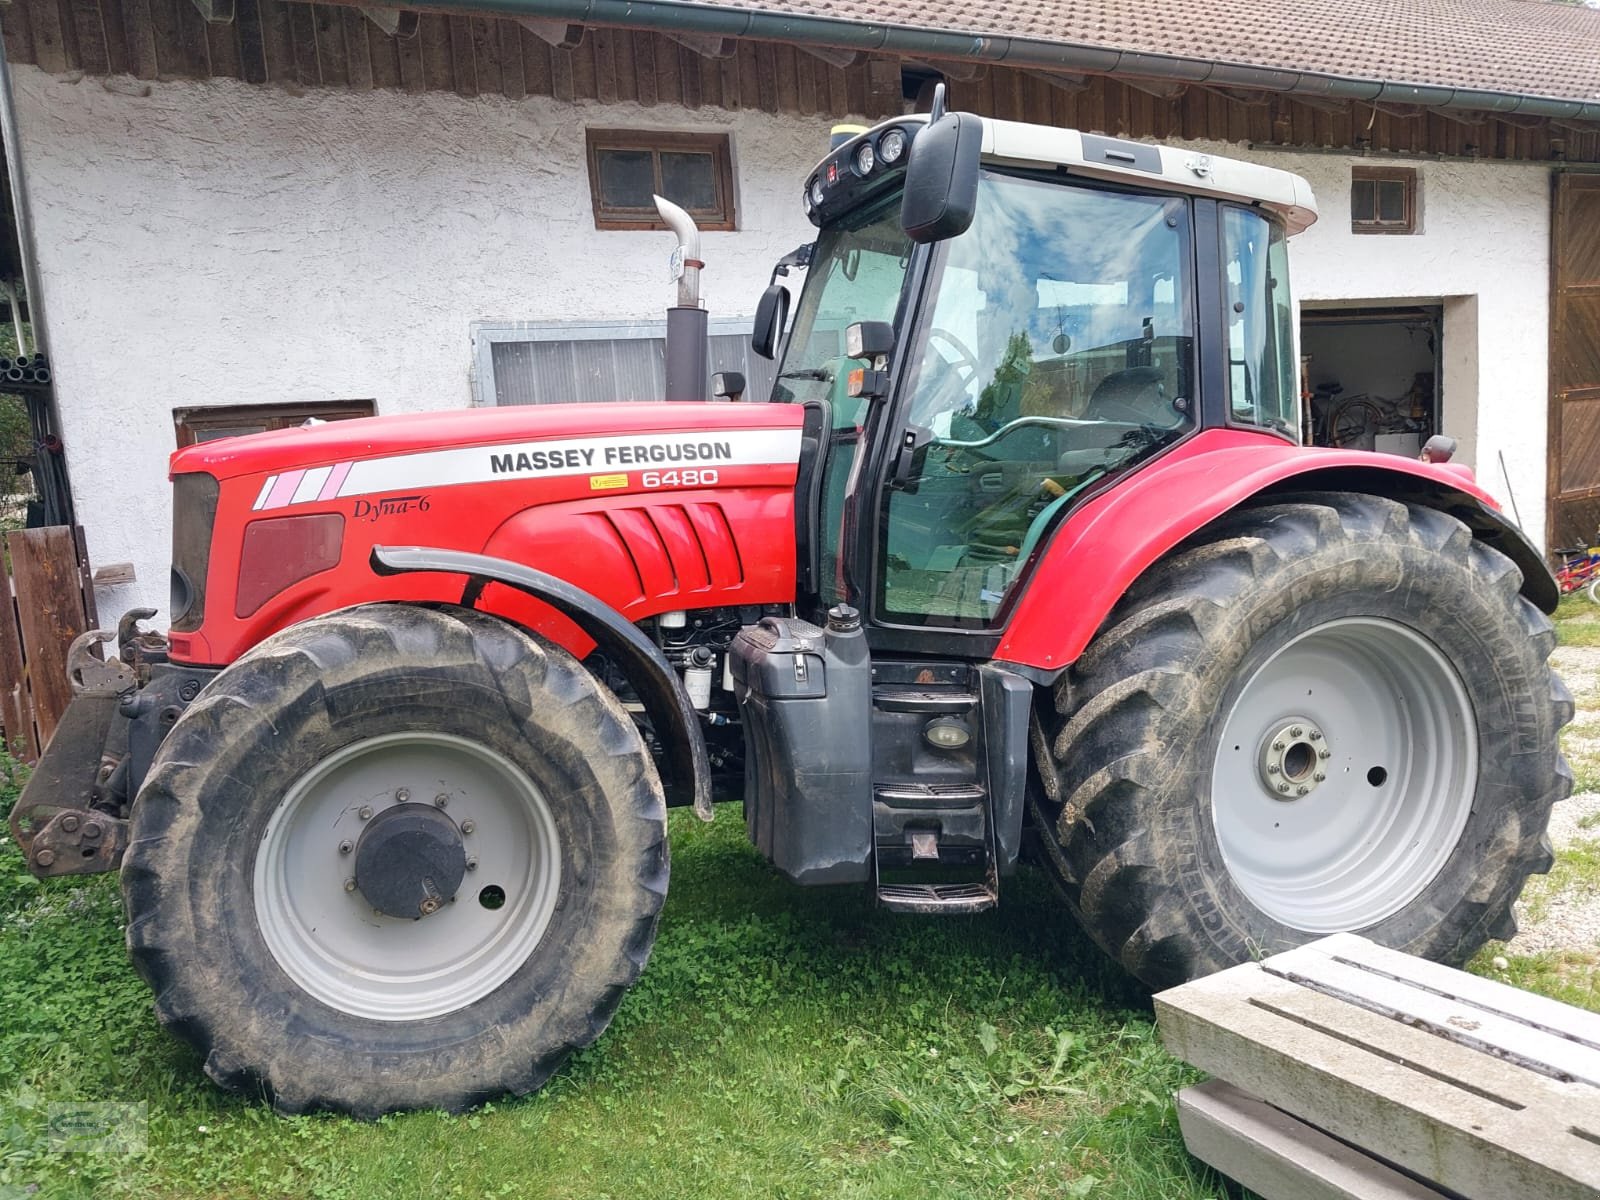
188,0,235,24
1121,76,1186,100
361,7,419,39
663,30,735,59
1291,93,1356,115
904,58,984,82
518,16,584,50
801,45,859,70
1433,107,1490,127
1495,113,1546,130
1202,85,1274,107
1029,69,1092,93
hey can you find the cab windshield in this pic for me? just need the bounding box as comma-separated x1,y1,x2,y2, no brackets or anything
776,197,914,608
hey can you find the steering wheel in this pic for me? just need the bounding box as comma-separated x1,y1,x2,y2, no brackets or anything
917,327,985,421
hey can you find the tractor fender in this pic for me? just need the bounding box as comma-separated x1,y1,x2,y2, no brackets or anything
995,428,1557,674
370,545,711,819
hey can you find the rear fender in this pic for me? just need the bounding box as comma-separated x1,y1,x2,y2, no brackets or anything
370,545,711,818
995,430,1556,674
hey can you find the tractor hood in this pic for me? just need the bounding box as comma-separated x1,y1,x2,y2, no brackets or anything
170,402,805,483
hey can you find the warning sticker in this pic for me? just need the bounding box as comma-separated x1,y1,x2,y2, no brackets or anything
589,473,629,490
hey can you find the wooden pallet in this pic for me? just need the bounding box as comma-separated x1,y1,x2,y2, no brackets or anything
1154,933,1600,1200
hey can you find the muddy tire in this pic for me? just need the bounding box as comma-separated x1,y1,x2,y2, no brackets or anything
1030,494,1572,990
121,603,667,1117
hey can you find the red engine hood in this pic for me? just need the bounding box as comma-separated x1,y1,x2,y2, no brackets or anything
170,402,805,481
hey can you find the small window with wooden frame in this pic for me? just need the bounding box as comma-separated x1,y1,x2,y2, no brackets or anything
1351,166,1419,235
174,400,376,447
586,129,737,232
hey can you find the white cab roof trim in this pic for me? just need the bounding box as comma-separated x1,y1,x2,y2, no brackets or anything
982,118,1319,234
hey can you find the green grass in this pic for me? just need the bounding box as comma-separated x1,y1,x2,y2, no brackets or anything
1554,592,1600,647
0,771,1235,1200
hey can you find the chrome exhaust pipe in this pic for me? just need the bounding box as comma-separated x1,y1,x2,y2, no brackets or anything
655,194,708,402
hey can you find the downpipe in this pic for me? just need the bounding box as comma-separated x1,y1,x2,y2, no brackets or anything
656,194,708,403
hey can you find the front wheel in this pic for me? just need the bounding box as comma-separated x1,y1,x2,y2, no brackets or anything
122,604,668,1116
1031,494,1572,990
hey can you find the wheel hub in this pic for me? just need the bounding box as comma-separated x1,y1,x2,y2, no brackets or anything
353,803,467,919
1257,718,1330,799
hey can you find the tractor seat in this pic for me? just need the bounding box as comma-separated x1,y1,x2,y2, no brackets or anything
1086,366,1178,426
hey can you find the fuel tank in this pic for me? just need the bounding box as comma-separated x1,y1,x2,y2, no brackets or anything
167,402,807,666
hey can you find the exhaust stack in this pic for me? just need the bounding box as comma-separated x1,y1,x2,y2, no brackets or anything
655,194,708,402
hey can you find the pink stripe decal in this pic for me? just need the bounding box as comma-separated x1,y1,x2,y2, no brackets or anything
319,461,352,501
264,471,303,510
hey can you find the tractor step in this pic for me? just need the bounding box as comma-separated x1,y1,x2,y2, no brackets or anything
877,881,997,914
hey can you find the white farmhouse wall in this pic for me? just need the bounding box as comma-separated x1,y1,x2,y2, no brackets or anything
1267,148,1549,535
9,66,834,620
9,64,1556,626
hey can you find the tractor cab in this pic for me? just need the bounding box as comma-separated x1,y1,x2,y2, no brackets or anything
760,103,1315,640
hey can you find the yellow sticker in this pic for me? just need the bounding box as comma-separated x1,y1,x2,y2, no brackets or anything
589,473,629,490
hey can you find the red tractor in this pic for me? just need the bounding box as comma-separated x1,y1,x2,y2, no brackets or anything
12,96,1569,1117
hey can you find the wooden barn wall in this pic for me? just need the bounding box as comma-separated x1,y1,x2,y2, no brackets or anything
2,0,1597,164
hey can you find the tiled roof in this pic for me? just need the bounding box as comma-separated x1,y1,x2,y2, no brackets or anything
671,0,1600,103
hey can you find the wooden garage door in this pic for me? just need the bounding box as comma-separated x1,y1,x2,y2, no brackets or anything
1549,172,1600,549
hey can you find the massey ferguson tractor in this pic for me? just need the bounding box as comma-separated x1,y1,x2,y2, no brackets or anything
11,93,1570,1117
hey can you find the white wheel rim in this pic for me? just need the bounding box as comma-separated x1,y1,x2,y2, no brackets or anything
253,731,562,1021
1211,617,1478,933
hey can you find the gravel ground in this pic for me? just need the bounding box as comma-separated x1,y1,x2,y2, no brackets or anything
1505,645,1600,956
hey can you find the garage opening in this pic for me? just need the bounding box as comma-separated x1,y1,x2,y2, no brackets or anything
1301,305,1441,457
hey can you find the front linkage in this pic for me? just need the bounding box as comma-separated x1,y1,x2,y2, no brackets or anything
10,611,214,878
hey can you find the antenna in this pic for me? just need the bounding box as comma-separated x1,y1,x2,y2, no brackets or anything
929,81,947,120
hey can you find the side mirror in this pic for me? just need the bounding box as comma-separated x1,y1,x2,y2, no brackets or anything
751,284,790,360
712,371,746,402
901,112,983,244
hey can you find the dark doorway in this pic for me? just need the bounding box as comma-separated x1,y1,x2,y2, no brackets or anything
1301,305,1441,457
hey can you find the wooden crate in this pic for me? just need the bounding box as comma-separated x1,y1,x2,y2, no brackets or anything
1155,933,1600,1200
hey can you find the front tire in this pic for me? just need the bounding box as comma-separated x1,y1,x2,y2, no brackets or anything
122,604,668,1117
1031,494,1572,990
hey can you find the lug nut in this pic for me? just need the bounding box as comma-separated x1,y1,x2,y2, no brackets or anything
344,878,357,892
1314,772,1327,782
338,840,353,855
460,820,475,835
1296,785,1309,796
419,897,440,916
1272,740,1285,751
395,788,410,803
1319,749,1332,760
466,856,478,871
1276,783,1291,794
358,805,374,821
1290,726,1303,737
1310,730,1322,741
60,814,80,833
1266,764,1280,775
433,793,448,808
35,849,55,868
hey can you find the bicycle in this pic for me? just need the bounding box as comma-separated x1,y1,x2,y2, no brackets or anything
1552,535,1600,602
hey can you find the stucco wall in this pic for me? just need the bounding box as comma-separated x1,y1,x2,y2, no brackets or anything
9,66,1553,625
10,66,832,620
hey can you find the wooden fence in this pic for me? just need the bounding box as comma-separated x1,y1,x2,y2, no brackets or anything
0,526,97,763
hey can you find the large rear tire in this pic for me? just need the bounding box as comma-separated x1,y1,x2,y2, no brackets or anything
1031,494,1572,990
122,603,667,1116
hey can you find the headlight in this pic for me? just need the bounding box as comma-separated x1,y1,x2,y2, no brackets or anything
854,141,875,175
809,176,825,207
879,128,906,164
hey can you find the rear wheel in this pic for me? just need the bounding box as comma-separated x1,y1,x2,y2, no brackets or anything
1030,494,1572,989
122,603,667,1116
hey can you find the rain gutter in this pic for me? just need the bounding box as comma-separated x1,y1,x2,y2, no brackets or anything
374,0,1600,120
